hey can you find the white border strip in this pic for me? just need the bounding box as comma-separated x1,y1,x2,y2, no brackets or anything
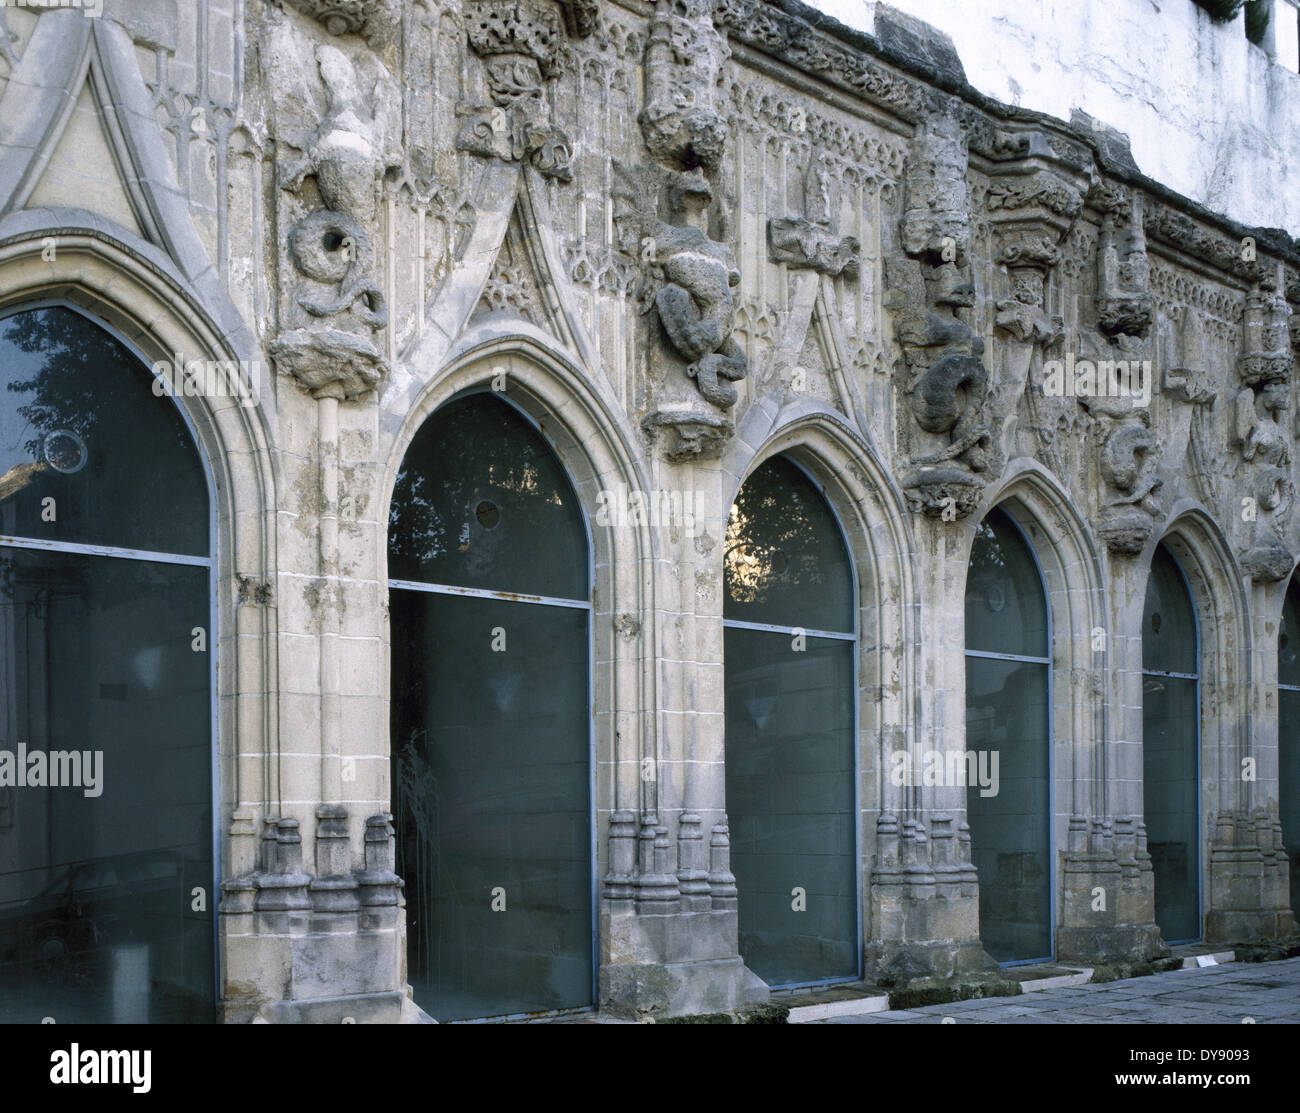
389,577,591,611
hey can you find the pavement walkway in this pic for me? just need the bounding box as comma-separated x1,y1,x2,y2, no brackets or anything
812,956,1300,1024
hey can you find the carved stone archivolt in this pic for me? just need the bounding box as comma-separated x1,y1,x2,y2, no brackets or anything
767,148,861,278
270,43,398,402
885,117,994,518
455,0,583,182
1232,282,1295,582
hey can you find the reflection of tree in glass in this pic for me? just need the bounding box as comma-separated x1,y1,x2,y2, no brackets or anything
0,309,199,537
724,459,826,607
965,517,1008,602
388,394,584,595
3,309,106,455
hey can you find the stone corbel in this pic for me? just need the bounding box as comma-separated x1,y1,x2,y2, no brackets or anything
283,0,399,47
766,149,860,278
456,0,577,182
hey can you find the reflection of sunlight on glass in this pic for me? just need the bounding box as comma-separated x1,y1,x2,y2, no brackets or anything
132,646,165,692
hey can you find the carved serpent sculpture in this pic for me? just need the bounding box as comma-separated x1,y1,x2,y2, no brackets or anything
909,351,994,472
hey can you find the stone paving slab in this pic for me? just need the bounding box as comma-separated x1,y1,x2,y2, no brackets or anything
813,956,1300,1024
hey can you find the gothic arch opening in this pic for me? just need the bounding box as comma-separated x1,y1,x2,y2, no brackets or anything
388,388,594,1020
1142,542,1201,943
723,453,859,987
0,303,216,1023
965,505,1053,964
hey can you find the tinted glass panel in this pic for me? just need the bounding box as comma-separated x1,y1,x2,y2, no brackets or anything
0,549,213,1022
724,457,853,633
725,628,856,985
965,510,1048,659
965,655,1051,962
1280,583,1300,922
392,591,590,1020
388,394,587,600
1280,586,1300,689
1143,546,1197,676
1142,673,1200,941
0,308,207,556
1279,688,1300,922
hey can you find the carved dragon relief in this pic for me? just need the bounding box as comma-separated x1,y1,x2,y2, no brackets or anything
622,0,748,460
884,117,994,519
270,43,400,401
1085,185,1163,556
1232,283,1295,581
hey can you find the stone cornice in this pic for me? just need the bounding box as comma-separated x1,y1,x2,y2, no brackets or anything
704,0,1300,297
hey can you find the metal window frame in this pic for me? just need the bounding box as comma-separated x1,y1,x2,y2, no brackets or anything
388,384,599,1016
721,454,863,990
1141,544,1202,945
0,299,220,1017
964,506,1056,967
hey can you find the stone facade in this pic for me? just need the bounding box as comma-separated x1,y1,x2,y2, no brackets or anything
0,0,1296,1022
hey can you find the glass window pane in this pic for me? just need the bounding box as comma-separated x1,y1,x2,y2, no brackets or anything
0,308,208,556
1143,545,1197,676
724,457,853,633
392,590,591,1020
1279,687,1300,923
388,394,587,600
725,629,856,986
965,509,1048,659
1142,673,1200,942
0,549,213,1022
965,655,1051,963
1280,585,1300,688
